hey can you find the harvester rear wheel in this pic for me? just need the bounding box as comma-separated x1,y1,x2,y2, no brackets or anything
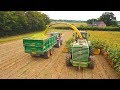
44,50,50,59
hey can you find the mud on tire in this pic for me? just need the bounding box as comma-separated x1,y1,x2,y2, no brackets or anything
66,54,72,66
89,47,94,56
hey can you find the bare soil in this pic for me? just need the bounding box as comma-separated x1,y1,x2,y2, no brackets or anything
0,30,119,79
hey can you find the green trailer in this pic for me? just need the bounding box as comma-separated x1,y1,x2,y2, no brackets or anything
23,32,62,58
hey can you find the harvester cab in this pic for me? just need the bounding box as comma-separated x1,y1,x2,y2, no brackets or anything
73,31,89,41
80,31,89,41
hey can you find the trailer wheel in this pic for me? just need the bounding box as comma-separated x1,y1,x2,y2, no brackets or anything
66,54,72,66
56,41,60,48
30,54,36,57
88,60,95,69
50,49,53,55
44,50,50,59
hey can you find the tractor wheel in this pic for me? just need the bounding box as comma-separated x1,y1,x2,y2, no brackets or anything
44,50,50,59
88,60,95,69
60,40,63,45
66,54,72,66
89,47,94,56
56,41,61,48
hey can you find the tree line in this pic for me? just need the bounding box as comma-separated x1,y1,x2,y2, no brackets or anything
87,12,118,26
0,11,51,37
51,19,86,23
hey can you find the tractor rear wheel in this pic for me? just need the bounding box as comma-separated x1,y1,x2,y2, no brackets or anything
66,54,72,66
44,50,50,59
60,40,63,45
88,60,95,69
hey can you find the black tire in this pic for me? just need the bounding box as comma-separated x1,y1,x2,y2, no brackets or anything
30,54,36,57
50,49,53,55
60,40,62,45
66,54,72,66
56,41,60,48
44,50,50,59
88,60,95,69
89,47,94,56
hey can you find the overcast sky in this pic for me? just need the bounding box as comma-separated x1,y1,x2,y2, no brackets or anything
41,11,120,21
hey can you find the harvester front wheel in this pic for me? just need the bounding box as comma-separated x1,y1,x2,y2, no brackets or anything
89,47,94,56
66,54,72,66
88,60,95,69
44,50,50,59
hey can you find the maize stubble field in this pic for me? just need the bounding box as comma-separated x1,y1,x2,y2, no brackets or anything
0,30,120,79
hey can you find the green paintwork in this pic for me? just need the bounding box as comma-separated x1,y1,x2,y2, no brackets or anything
69,31,91,68
23,33,58,55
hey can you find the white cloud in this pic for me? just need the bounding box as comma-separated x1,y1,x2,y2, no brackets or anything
41,11,120,21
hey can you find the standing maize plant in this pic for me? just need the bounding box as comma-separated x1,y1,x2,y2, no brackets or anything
88,31,120,73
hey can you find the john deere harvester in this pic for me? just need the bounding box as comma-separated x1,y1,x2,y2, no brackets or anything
62,23,95,69
66,31,94,69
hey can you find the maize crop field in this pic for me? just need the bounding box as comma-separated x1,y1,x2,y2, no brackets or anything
88,31,120,72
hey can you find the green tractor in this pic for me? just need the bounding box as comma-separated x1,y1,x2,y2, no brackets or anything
66,31,95,69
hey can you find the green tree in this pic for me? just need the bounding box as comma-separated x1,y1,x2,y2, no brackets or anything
41,13,51,25
98,12,117,26
87,19,98,24
0,11,51,37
